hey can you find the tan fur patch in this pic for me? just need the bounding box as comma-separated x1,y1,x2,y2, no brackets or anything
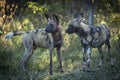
87,35,92,42
23,28,50,48
93,32,99,39
92,24,110,45
80,22,90,33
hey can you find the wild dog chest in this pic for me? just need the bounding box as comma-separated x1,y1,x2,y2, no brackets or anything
52,32,63,47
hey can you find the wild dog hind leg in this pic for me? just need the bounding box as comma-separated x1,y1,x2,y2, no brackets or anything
21,47,33,71
97,46,104,67
106,39,113,66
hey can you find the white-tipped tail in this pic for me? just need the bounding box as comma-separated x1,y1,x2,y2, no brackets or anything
5,32,14,39
5,31,26,39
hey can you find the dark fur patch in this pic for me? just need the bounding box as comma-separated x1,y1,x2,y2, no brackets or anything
52,14,59,25
34,30,38,34
45,24,55,33
74,12,84,18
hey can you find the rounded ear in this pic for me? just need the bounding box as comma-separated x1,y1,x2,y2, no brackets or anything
52,14,59,25
45,14,51,21
74,12,84,22
80,12,84,17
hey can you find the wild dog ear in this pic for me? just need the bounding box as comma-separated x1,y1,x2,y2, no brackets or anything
80,12,84,17
75,12,84,22
45,14,51,21
52,14,59,25
74,12,84,18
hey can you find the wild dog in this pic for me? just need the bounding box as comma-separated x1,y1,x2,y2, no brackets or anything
5,14,63,75
66,13,113,71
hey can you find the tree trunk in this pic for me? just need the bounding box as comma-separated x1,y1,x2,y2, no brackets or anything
88,0,98,26
88,4,94,25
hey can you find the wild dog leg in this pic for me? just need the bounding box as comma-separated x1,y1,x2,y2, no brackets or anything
21,47,33,71
57,47,63,73
49,47,53,75
47,33,54,75
97,46,104,67
87,47,91,71
82,47,87,71
106,39,113,66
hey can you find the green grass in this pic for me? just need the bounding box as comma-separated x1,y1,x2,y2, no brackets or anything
1,26,120,80
0,39,120,80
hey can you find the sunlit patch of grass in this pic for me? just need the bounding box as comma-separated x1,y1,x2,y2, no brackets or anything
23,18,30,24
26,48,59,72
29,50,49,71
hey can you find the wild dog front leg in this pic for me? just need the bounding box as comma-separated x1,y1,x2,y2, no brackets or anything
82,47,87,71
87,47,91,71
49,46,53,75
47,33,54,75
57,47,64,73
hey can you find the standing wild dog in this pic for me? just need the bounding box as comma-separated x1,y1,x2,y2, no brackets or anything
66,13,113,71
5,14,63,75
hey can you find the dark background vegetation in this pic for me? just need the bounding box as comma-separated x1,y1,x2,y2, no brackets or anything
0,0,120,80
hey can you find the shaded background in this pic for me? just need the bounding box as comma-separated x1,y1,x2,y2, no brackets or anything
0,0,120,80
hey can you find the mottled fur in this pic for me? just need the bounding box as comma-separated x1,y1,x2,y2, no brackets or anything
45,14,63,75
5,28,51,70
66,13,113,71
5,14,63,75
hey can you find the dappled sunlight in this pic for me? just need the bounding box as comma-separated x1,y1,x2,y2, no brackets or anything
2,35,16,48
63,43,83,72
31,50,49,70
91,48,99,57
27,2,50,14
23,18,30,25
32,60,49,70
64,34,71,47
29,49,58,71
100,20,107,24
66,59,74,70
64,33,79,49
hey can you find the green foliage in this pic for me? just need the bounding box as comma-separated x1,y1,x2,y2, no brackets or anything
0,0,120,80
48,2,63,14
27,2,50,14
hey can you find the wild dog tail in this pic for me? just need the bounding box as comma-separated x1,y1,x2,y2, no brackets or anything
5,31,26,39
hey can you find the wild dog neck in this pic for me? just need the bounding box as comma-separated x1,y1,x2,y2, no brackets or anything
76,22,94,46
79,22,91,33
76,22,91,37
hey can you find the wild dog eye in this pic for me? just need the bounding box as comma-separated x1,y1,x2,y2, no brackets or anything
49,24,54,27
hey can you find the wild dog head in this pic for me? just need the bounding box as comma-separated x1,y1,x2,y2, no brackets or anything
45,14,59,33
66,13,84,34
